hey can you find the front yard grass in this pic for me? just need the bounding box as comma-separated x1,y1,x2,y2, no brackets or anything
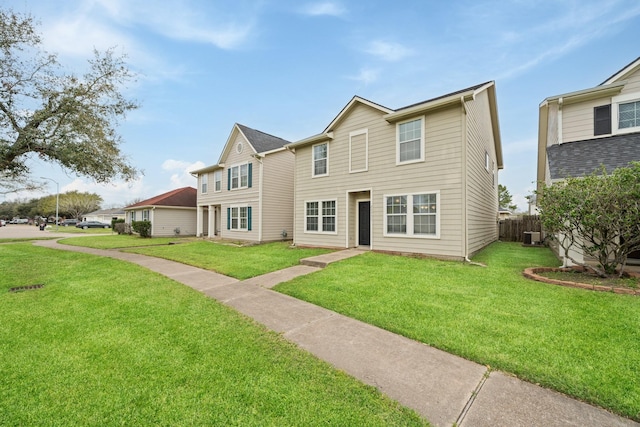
0,243,427,426
122,241,333,280
274,242,640,421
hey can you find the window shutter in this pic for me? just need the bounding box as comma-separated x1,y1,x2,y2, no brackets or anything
247,206,252,231
227,169,231,190
248,163,253,188
227,208,230,230
594,105,611,136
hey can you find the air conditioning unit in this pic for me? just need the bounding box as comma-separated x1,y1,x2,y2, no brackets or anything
531,232,541,244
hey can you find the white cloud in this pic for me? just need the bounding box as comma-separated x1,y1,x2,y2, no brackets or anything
365,41,413,62
62,177,148,208
348,68,379,85
162,159,202,188
300,2,347,17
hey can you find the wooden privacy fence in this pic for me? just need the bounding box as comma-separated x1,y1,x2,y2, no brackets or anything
499,215,542,242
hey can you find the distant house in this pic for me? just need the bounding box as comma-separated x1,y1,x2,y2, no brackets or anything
83,208,125,223
286,81,503,260
124,187,197,237
191,123,293,242
537,56,640,265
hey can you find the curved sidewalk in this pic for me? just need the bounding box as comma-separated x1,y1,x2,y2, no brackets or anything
34,240,639,427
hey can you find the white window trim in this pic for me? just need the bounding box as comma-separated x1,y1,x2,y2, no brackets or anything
229,204,248,232
142,209,150,221
229,162,249,190
303,199,338,235
312,142,329,178
485,151,490,172
396,116,425,165
383,191,440,239
201,173,208,194
349,128,368,173
612,92,640,135
214,171,222,193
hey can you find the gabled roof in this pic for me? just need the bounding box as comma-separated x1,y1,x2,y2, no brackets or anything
191,124,291,176
601,56,640,85
323,96,394,133
236,124,291,153
286,81,503,168
541,57,640,106
125,187,197,209
547,132,640,180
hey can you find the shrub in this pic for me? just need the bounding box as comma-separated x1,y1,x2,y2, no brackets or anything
132,220,152,238
114,222,132,235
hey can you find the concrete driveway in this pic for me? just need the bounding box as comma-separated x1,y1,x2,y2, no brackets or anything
0,223,85,239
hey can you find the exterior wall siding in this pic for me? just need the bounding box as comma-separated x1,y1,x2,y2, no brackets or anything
261,149,295,241
293,102,467,258
464,90,499,256
561,96,610,143
152,208,198,237
196,128,295,243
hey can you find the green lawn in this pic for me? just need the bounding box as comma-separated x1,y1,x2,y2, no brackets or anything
121,241,333,280
0,243,427,426
275,242,640,421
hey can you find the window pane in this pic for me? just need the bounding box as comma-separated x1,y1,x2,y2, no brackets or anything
322,200,335,216
386,196,407,214
413,194,436,213
231,167,239,189
414,214,436,235
306,202,318,216
387,215,406,234
398,119,422,162
313,144,327,175
240,207,247,229
314,158,327,176
322,216,335,232
619,101,640,129
306,217,318,231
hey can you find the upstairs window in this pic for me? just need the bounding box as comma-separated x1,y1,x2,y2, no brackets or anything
397,118,424,164
313,143,328,177
214,171,222,192
227,163,252,190
201,173,208,194
619,100,640,129
594,104,611,136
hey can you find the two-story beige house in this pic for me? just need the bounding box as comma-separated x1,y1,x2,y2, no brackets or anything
537,56,640,264
191,123,293,242
286,82,503,260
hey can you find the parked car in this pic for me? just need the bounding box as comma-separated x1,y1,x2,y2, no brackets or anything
59,219,79,227
0,219,5,226
75,221,111,229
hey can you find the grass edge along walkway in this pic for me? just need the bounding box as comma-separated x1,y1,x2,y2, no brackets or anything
0,242,428,426
274,242,640,422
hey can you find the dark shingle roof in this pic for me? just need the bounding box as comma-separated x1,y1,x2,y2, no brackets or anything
125,187,196,209
394,81,491,112
236,124,291,153
547,132,640,180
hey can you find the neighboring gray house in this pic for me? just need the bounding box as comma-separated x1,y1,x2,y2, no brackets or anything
286,82,503,260
83,208,125,223
191,123,294,242
537,56,640,264
124,187,197,237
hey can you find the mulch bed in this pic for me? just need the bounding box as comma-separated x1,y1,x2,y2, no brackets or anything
523,267,640,296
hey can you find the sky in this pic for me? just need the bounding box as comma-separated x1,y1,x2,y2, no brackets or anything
4,0,640,211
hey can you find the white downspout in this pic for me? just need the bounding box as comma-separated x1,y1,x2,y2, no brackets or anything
252,154,264,242
461,97,470,262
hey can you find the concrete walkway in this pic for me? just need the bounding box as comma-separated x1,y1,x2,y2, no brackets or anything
33,240,639,427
